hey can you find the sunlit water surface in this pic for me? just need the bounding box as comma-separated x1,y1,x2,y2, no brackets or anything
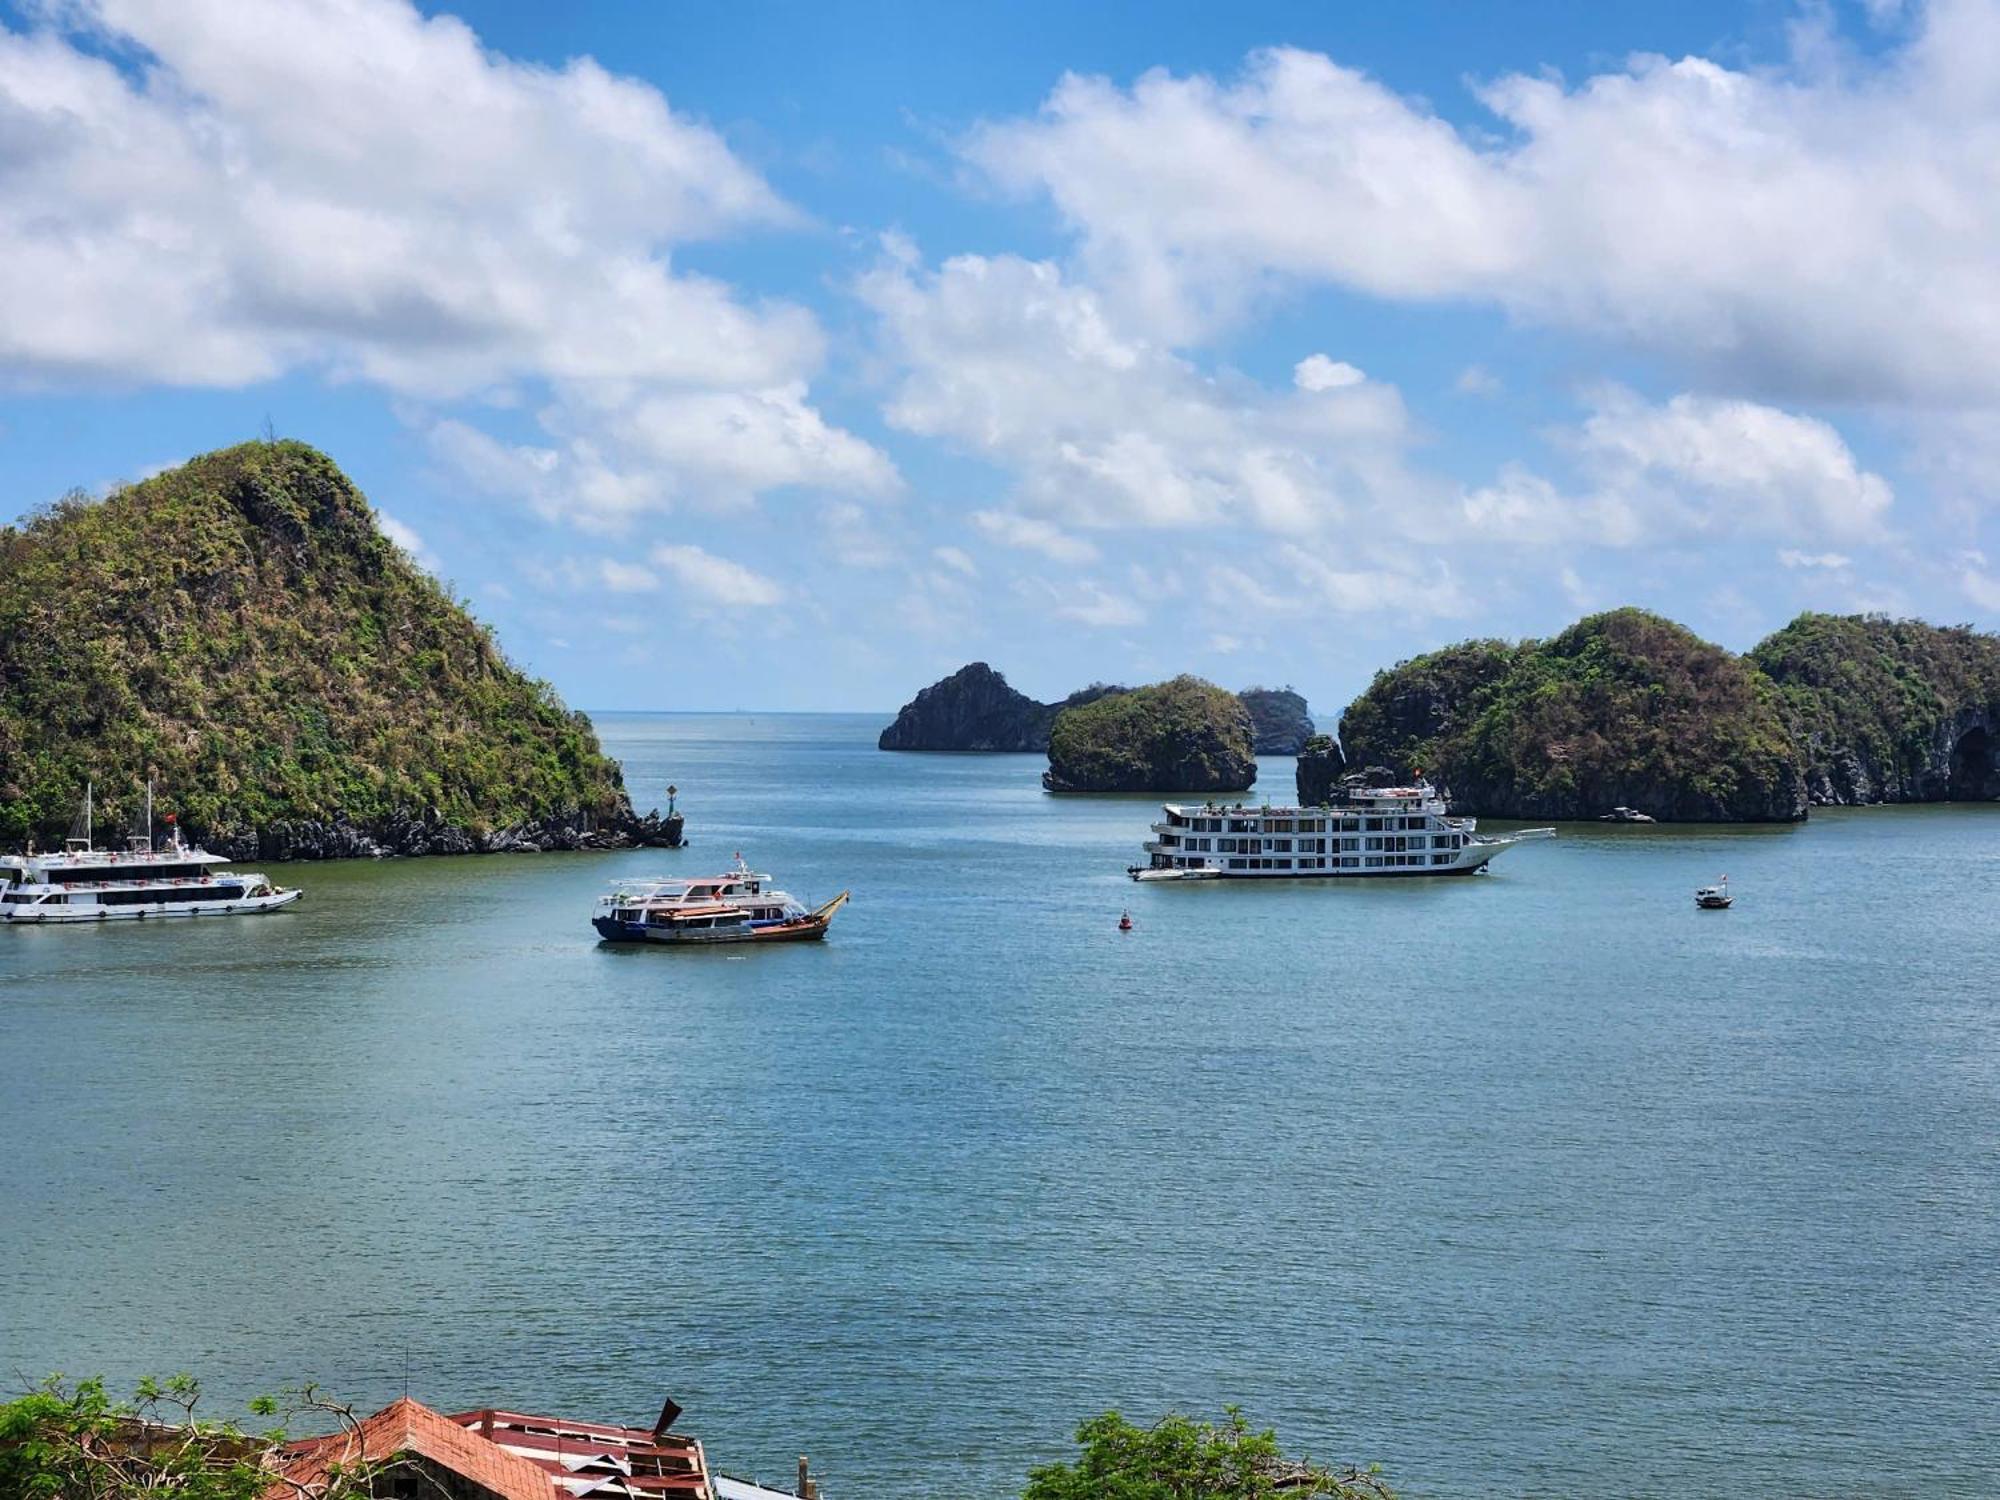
3,713,1997,1497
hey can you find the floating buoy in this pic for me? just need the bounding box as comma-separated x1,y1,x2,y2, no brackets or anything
1118,910,1134,932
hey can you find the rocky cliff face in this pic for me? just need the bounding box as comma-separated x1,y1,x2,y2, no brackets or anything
878,664,1126,750
1334,610,1807,822
1043,676,1256,793
1239,687,1315,754
0,441,679,857
1750,613,2000,804
1294,735,1347,804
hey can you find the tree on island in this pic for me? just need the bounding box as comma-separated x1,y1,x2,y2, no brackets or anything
0,1375,398,1499
1026,1409,1395,1500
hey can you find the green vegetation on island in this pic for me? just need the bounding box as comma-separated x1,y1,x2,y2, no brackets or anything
1044,675,1256,793
1750,612,2000,803
1336,608,1807,821
0,441,663,856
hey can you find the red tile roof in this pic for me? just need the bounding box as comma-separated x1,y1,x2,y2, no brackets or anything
270,1398,713,1500
449,1408,711,1500
273,1396,554,1500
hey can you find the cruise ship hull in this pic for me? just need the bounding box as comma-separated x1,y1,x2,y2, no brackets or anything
2,888,302,922
1131,781,1555,881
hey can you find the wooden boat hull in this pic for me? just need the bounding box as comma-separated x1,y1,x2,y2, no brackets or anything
594,891,849,946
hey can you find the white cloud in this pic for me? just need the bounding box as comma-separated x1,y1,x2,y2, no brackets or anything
378,511,440,573
1050,580,1145,628
598,559,660,593
648,544,785,607
1293,354,1365,391
1573,389,1893,540
0,0,892,527
965,11,2000,404
971,509,1100,563
1778,549,1854,570
933,544,979,576
1960,551,2000,610
1455,365,1502,398
1458,391,1893,548
863,251,1418,537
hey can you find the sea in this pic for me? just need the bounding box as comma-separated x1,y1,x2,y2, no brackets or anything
2,712,1997,1498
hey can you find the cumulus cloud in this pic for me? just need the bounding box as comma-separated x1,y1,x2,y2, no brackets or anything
0,0,892,525
1293,355,1365,391
649,544,785,607
863,251,1418,536
1778,549,1855,569
965,8,2000,403
1459,390,1894,547
972,509,1100,563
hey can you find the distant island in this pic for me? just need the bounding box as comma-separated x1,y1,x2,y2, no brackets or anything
1043,675,1256,793
879,665,1312,757
876,662,1126,751
1325,607,1999,821
0,440,678,857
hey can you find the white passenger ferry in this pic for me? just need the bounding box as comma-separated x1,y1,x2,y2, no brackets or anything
1130,776,1554,880
0,784,300,924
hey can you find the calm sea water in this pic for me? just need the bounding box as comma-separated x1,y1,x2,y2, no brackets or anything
3,712,1998,1498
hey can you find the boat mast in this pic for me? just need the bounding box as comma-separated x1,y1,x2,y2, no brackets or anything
146,778,154,849
85,780,92,849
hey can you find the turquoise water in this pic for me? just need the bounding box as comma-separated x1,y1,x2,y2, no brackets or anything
3,712,1998,1497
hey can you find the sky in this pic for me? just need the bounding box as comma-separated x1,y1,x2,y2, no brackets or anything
3,0,1998,716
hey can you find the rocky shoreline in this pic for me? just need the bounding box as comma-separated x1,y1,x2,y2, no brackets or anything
201,805,684,862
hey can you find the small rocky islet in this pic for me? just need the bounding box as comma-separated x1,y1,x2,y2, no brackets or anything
0,441,679,858
885,607,2000,821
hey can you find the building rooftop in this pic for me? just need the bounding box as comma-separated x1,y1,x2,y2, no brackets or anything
272,1396,714,1500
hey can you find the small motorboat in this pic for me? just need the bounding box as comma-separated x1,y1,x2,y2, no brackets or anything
1695,876,1732,910
1118,910,1133,931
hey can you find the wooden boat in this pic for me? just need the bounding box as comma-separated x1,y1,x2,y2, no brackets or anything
594,858,848,945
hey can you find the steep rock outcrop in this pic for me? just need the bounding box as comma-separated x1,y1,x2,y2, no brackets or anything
0,441,678,856
1294,735,1347,804
1043,676,1257,793
1239,687,1315,755
1335,609,1807,822
878,663,1126,750
1749,613,2000,803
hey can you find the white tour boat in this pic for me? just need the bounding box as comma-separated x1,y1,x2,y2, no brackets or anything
0,783,301,924
1129,776,1554,881
594,853,847,945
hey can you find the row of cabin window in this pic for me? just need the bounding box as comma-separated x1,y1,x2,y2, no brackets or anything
1208,852,1461,870
1185,815,1432,835
1180,834,1463,854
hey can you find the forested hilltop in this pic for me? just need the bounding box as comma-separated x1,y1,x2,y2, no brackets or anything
1333,609,1807,821
1326,608,2000,821
1750,613,2000,803
0,441,671,857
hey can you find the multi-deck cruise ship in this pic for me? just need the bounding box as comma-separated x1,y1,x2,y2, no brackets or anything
1130,776,1554,880
0,783,300,923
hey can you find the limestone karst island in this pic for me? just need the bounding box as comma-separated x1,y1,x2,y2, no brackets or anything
7,1,2000,1498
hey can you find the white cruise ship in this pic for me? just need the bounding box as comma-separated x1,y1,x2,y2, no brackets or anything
0,784,300,924
1130,776,1553,880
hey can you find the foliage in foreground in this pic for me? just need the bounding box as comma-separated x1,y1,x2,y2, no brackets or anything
0,1374,399,1500
1025,1409,1395,1500
0,441,630,847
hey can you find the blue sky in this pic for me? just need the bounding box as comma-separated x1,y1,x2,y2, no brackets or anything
2,0,1995,716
